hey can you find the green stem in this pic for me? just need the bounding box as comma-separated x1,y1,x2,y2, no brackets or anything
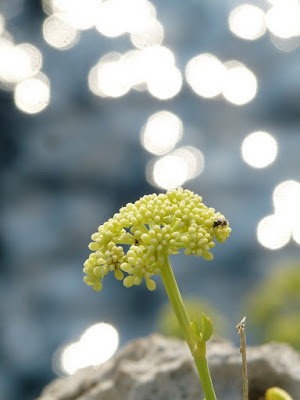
194,347,217,400
159,255,217,400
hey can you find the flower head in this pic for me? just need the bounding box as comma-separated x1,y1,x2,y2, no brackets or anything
83,188,231,292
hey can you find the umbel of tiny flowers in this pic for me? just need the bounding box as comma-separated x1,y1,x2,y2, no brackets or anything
84,188,230,292
83,187,231,400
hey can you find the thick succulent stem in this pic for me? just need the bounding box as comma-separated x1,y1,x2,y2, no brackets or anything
160,254,217,400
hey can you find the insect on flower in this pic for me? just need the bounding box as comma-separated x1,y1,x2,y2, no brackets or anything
213,218,228,228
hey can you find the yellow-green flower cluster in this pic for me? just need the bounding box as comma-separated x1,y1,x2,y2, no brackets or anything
83,188,231,292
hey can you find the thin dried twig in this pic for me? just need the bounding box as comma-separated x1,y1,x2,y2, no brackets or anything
236,317,249,400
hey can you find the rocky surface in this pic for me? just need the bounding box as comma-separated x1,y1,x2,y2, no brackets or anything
37,334,300,400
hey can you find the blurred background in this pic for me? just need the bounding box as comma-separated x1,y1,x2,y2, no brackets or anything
1,0,300,399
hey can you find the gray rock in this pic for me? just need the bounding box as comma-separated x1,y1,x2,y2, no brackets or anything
37,334,300,400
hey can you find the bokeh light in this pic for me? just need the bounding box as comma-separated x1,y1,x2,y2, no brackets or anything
88,47,182,99
266,3,300,39
43,15,79,50
150,154,189,189
121,50,148,90
257,214,291,250
273,180,300,217
241,131,278,168
95,0,156,38
147,66,182,100
99,45,182,100
18,43,43,75
222,61,257,105
147,145,204,189
0,38,14,88
14,74,50,114
130,18,164,49
172,146,204,180
185,53,226,98
0,41,43,84
88,53,131,98
57,323,119,375
46,0,100,30
141,111,183,155
95,0,127,37
142,45,175,68
229,4,266,40
133,46,179,97
115,45,182,100
96,60,130,98
257,179,300,249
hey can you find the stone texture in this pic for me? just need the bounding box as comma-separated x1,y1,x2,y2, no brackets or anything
37,334,300,400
